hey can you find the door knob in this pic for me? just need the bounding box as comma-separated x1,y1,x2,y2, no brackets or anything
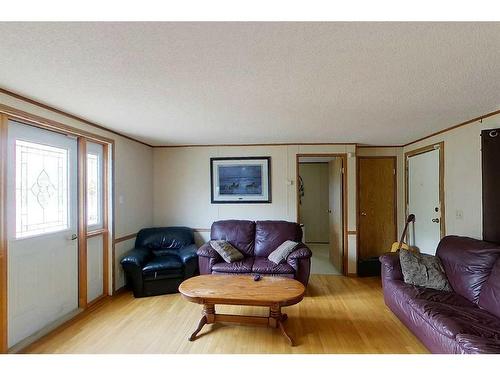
360,211,367,216
432,218,440,223
70,234,78,241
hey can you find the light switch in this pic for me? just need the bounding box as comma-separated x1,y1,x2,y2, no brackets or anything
119,195,124,205
456,209,463,220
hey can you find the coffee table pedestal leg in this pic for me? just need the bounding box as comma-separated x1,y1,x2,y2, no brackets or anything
269,305,294,346
189,304,215,341
188,303,295,346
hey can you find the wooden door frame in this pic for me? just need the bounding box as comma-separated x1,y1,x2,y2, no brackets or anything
356,156,398,263
296,153,348,276
0,114,8,353
0,105,114,353
404,142,446,239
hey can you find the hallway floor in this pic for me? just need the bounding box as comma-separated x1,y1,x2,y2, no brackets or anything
308,243,342,275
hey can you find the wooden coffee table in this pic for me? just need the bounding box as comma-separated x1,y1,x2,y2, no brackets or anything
179,274,305,346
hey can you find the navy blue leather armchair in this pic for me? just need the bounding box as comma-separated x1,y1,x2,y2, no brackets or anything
120,227,199,297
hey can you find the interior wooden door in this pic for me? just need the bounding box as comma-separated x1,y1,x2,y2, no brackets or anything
358,157,397,260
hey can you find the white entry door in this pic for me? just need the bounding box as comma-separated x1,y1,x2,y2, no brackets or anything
7,121,78,348
407,147,443,255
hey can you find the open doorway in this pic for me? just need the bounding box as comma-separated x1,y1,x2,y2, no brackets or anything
297,155,345,275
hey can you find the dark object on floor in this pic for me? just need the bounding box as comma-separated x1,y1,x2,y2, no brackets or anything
254,274,261,281
380,235,500,354
120,227,199,298
197,220,312,286
357,256,381,277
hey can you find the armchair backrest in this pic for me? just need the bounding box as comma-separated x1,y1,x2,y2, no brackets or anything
135,227,194,251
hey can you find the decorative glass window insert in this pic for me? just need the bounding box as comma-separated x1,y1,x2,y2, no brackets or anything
16,140,69,238
87,152,101,226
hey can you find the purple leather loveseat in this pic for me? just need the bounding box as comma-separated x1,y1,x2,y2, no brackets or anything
197,220,312,286
380,236,500,354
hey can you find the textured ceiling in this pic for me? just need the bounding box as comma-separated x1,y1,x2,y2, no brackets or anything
0,22,499,146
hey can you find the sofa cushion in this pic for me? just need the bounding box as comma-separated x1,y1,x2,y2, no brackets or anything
252,257,295,275
211,257,254,273
399,249,452,291
436,236,500,303
142,256,183,281
211,220,256,256
408,298,500,340
268,240,299,264
254,221,302,257
387,280,475,314
456,334,500,354
210,240,244,263
478,259,500,319
414,288,475,308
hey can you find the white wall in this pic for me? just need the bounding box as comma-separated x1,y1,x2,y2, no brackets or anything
0,93,154,292
298,163,330,243
153,144,358,273
403,115,500,240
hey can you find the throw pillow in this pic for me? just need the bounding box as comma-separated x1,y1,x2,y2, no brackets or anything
210,240,244,263
268,240,299,264
399,249,452,291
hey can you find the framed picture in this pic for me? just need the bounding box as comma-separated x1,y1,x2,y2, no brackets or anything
210,157,271,203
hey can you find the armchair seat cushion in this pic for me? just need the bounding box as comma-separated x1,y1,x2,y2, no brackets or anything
142,256,184,281
252,257,295,275
211,258,253,273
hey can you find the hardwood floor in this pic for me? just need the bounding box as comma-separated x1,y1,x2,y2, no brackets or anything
21,275,428,354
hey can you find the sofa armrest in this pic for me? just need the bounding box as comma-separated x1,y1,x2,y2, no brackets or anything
197,243,221,259
178,244,198,264
120,248,152,269
287,245,312,260
379,252,403,281
286,245,311,286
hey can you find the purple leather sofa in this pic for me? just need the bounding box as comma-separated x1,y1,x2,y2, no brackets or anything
197,220,312,286
380,236,500,354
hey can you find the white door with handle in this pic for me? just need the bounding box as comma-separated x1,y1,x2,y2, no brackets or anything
407,147,442,255
7,121,79,347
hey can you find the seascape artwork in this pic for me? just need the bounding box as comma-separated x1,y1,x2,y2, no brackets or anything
210,157,271,203
218,165,263,195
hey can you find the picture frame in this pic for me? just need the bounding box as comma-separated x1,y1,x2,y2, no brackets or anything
210,157,271,203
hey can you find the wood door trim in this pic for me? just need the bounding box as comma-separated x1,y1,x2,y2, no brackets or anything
0,109,114,350
0,88,152,148
403,110,500,147
86,229,107,239
78,138,88,309
404,142,445,238
296,153,348,276
0,104,115,146
102,143,110,296
356,156,397,264
113,233,138,244
0,115,8,353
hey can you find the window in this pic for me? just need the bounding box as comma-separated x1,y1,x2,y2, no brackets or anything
86,142,104,229
87,153,100,226
15,140,69,238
